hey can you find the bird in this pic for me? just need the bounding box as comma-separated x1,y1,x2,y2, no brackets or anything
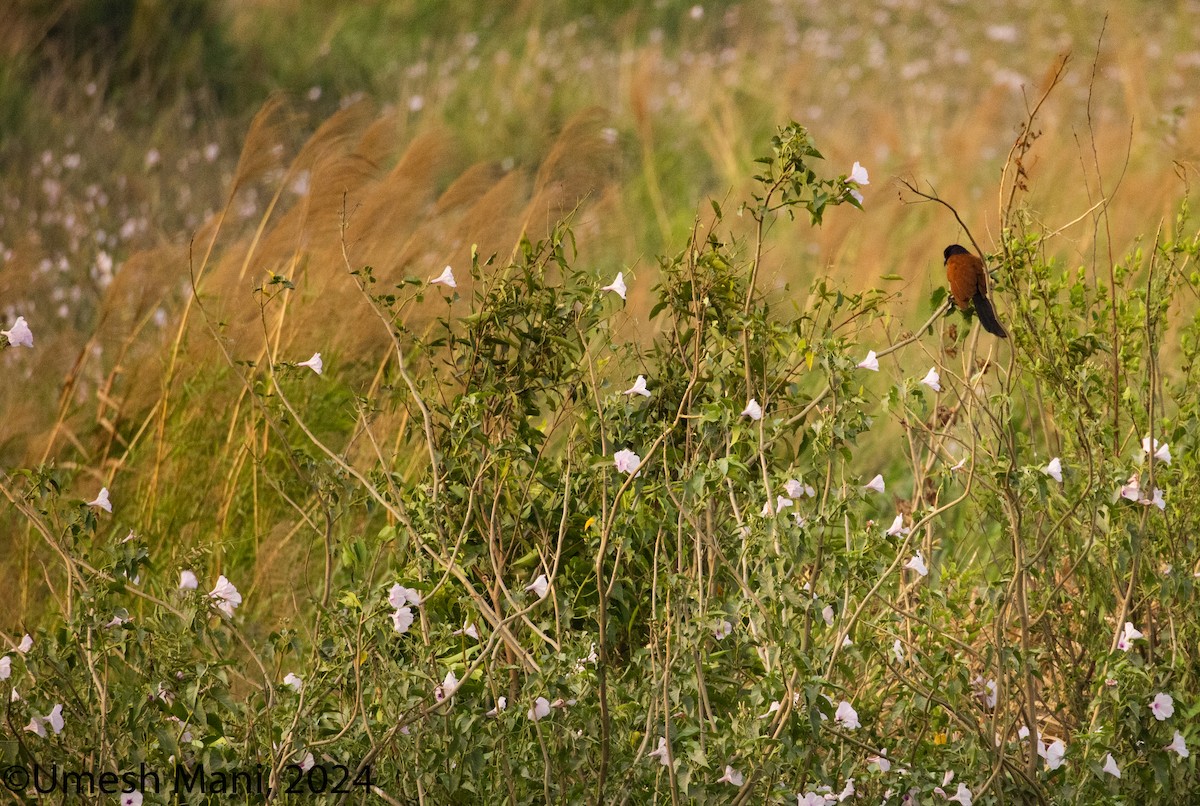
942,244,1007,338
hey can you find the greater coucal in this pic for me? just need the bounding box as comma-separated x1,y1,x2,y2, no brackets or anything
943,244,1007,338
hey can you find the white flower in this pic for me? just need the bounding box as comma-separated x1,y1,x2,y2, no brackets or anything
430,265,457,288
0,656,9,679
1151,692,1175,721
486,696,508,717
760,700,782,719
297,352,323,375
1149,487,1166,510
1101,753,1121,778
834,700,860,730
713,619,733,640
1166,730,1189,758
983,679,998,709
299,753,315,772
741,398,763,420
2,316,33,348
920,367,942,392
1043,457,1063,483
45,703,64,734
945,783,973,805
1119,476,1141,501
784,479,816,498
435,670,459,702
849,162,870,186
391,606,414,634
613,448,641,475
623,375,651,397
526,574,550,599
208,575,242,617
886,514,909,537
527,695,551,721
857,350,879,371
601,271,627,300
283,673,303,692
822,605,835,627
179,570,198,591
867,752,891,773
849,189,864,206
892,639,904,664
1040,739,1066,770
797,792,827,806
120,792,143,806
453,622,480,640
905,551,929,577
24,716,46,737
17,635,32,653
87,487,112,513
864,474,885,494
104,613,128,629
648,736,671,766
717,765,744,786
1117,621,1143,652
388,584,422,609
1142,437,1172,464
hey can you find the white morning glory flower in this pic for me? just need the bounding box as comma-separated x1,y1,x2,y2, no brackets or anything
945,783,973,805
713,619,733,640
45,704,64,734
486,696,507,717
209,575,242,617
391,606,414,634
0,656,9,679
24,716,46,737
1166,731,1189,758
283,673,302,692
430,265,456,288
388,584,422,609
741,398,763,420
1040,739,1066,770
797,793,827,806
2,316,33,348
648,736,670,766
1101,753,1121,778
17,635,32,653
527,695,550,721
892,640,904,664
857,350,879,371
904,551,929,577
1151,692,1175,721
886,514,909,537
864,474,885,494
623,375,651,397
920,367,941,392
297,352,323,375
601,271,627,300
179,570,198,591
849,162,870,186
868,751,891,773
526,574,549,599
1119,476,1141,501
453,622,480,640
87,487,112,513
435,670,459,702
1142,436,1171,464
613,448,641,475
120,792,143,806
1043,457,1063,483
834,700,860,730
1117,621,1142,652
717,766,744,786
299,753,315,772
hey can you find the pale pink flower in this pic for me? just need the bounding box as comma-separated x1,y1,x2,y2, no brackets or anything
886,514,909,537
1166,730,1189,758
17,635,31,654
527,696,550,721
391,606,414,634
713,619,733,640
388,584,422,608
857,350,879,371
1101,753,1121,778
430,265,456,288
297,352,323,375
623,375,651,397
920,367,942,392
834,700,860,730
905,551,929,577
435,670,459,702
864,474,885,494
741,398,763,420
1142,437,1171,464
1040,739,1066,770
179,570,198,591
1043,457,1063,483
2,316,32,348
120,792,143,806
1150,692,1175,721
648,736,671,766
1117,621,1142,652
486,696,508,717
209,575,242,617
87,487,112,513
613,448,641,475
283,673,303,692
717,765,744,786
601,272,627,300
849,162,870,186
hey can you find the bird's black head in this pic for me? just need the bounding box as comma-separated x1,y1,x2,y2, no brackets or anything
943,244,970,261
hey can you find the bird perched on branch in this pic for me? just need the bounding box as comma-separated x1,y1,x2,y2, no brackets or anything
943,244,1007,338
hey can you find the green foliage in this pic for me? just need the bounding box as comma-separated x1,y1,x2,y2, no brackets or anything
3,122,1200,805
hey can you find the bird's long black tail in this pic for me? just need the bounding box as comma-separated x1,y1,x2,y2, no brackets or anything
972,291,1008,338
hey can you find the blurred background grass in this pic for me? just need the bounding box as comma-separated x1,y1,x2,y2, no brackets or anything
2,0,1199,625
